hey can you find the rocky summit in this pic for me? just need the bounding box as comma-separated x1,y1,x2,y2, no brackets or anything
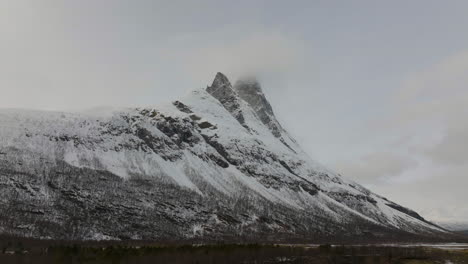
0,73,450,242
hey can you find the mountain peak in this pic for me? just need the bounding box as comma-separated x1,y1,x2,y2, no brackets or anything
233,76,283,138
233,76,273,115
206,72,235,100
207,73,288,140
206,72,247,128
209,72,232,91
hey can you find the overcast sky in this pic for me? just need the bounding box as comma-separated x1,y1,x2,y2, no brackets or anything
1,0,467,223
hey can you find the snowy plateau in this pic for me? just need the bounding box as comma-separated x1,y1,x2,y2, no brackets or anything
0,73,454,243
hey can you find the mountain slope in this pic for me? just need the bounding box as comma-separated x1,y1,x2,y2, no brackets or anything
0,73,449,242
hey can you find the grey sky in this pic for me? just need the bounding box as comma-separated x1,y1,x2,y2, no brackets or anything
1,0,467,222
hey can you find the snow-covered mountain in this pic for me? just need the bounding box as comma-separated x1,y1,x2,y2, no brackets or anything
0,73,450,242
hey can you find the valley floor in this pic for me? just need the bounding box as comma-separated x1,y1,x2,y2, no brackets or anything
1,241,468,264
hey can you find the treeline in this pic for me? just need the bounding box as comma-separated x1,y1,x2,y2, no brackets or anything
1,239,467,264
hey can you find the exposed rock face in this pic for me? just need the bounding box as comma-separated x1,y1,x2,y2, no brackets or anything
206,72,248,129
233,77,298,151
0,73,450,242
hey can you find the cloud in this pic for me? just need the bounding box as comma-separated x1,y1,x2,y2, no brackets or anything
334,152,417,183
399,52,468,168
334,50,468,222
0,2,307,111
170,30,306,83
394,50,468,124
426,121,468,165
393,50,468,165
370,162,468,222
359,49,468,221
420,204,468,223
